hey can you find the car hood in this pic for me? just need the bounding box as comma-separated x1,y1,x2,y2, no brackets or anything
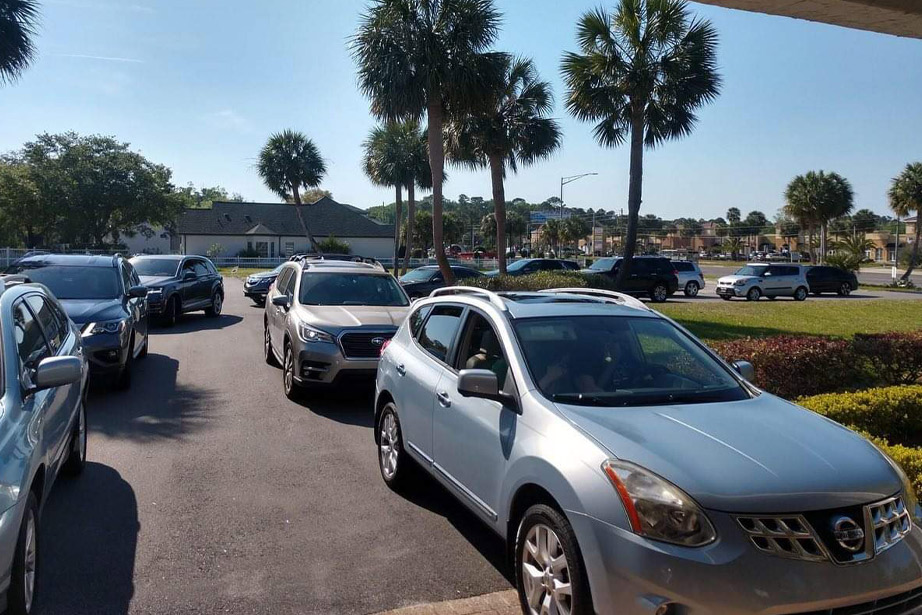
484,270,500,278
555,394,900,513
247,271,277,281
139,275,176,287
300,305,410,329
58,298,126,325
717,274,757,284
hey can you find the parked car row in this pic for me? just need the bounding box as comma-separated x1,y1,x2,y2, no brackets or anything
716,263,858,301
254,266,922,615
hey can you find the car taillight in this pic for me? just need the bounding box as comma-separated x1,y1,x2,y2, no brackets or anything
380,339,391,356
672,269,679,276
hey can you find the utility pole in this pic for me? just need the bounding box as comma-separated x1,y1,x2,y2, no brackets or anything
559,173,598,252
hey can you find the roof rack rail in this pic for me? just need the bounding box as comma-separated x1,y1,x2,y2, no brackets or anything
538,288,649,311
429,286,508,311
0,274,32,289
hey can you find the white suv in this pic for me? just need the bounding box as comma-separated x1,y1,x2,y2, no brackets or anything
716,263,810,301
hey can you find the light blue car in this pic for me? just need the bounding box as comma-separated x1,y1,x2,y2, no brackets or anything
375,286,922,615
0,277,89,615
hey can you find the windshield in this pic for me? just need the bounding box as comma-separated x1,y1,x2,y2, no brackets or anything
299,273,409,306
507,259,533,272
400,268,435,282
735,265,768,276
588,258,617,271
514,315,749,407
8,264,121,300
131,258,180,277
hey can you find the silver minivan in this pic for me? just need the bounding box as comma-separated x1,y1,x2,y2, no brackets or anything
375,286,921,615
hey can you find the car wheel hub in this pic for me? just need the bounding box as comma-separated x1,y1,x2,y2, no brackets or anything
214,294,222,313
379,413,399,479
522,523,572,615
284,350,293,392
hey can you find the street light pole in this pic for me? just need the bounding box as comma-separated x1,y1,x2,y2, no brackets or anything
559,172,598,253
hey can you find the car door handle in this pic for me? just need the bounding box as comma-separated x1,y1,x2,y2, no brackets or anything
396,364,406,376
437,391,451,408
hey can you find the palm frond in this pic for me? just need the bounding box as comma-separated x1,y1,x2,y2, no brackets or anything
0,0,40,84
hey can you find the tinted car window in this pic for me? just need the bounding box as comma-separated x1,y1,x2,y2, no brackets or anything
418,305,464,363
633,259,652,274
120,263,132,292
409,305,433,339
588,258,617,272
181,260,196,277
276,268,294,296
673,262,695,272
6,264,120,300
561,261,580,271
299,273,409,307
25,295,65,353
131,258,180,277
457,312,510,389
13,301,49,371
192,261,210,277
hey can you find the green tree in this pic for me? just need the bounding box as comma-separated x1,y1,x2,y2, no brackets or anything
354,0,506,285
257,129,326,252
300,188,332,204
784,171,854,264
540,219,562,253
318,235,352,255
0,162,53,246
726,207,741,224
446,56,561,274
851,208,880,233
889,162,922,280
562,0,720,287
12,132,181,246
175,184,244,209
0,0,39,84
561,216,591,251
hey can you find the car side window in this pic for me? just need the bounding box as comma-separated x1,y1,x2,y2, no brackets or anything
417,305,464,364
25,295,65,354
432,272,444,283
204,260,218,275
192,261,210,278
275,268,292,294
126,263,141,287
633,260,650,274
181,260,196,278
456,312,510,390
13,300,50,375
409,305,433,339
545,261,563,271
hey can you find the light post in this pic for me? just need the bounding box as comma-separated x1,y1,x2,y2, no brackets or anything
559,173,598,254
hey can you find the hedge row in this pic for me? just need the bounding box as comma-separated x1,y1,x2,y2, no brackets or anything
712,331,922,399
873,439,922,496
462,271,618,293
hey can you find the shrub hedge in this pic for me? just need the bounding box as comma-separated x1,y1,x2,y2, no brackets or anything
797,386,922,443
872,439,922,496
852,331,922,386
462,271,618,293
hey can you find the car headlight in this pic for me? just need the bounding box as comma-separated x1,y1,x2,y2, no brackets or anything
734,279,747,286
82,319,128,337
298,323,335,344
602,459,716,547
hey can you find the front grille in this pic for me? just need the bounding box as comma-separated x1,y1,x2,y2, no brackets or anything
798,585,922,615
339,331,395,359
869,495,912,555
736,515,826,562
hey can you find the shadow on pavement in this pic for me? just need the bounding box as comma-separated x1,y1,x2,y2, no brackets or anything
89,353,213,442
37,463,138,615
151,313,243,334
299,386,376,428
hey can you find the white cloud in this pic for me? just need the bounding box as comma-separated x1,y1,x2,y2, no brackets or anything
206,109,252,133
50,53,144,64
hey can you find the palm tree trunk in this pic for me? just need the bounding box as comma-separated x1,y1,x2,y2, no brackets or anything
616,109,645,289
393,184,403,275
488,154,507,275
291,184,321,254
902,211,921,281
427,96,454,285
402,183,416,276
820,222,827,265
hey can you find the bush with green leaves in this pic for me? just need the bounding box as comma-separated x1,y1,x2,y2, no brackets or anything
317,235,351,255
852,331,922,386
825,252,863,272
871,438,922,496
798,386,922,443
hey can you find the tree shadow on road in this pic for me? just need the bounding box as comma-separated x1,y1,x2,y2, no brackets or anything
37,463,138,615
151,313,243,334
89,353,213,442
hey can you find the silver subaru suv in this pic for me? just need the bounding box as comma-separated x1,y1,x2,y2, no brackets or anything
375,286,921,615
264,258,410,399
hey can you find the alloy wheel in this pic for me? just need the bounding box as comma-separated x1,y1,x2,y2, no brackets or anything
379,412,399,480
264,326,271,358
840,282,851,296
521,523,572,615
652,285,667,302
685,282,699,297
23,510,36,612
213,293,223,315
795,287,807,301
283,346,294,394
747,287,761,301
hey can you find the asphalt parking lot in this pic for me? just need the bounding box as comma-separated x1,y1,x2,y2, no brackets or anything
35,278,512,615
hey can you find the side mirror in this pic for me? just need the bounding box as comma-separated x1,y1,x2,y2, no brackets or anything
128,285,148,298
32,356,82,392
731,360,755,381
271,295,291,309
457,369,520,414
183,271,196,281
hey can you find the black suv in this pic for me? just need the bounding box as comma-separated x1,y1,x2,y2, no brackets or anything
806,265,859,296
581,256,679,302
398,265,485,298
7,254,150,388
485,258,580,277
130,255,224,326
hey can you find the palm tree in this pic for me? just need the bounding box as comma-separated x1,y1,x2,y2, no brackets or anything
257,130,327,253
446,56,562,274
354,0,506,285
562,0,720,287
723,237,744,259
541,219,562,255
784,171,854,264
1,0,39,85
834,233,874,260
889,162,922,280
401,124,433,275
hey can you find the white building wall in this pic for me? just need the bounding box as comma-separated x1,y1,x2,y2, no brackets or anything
113,226,174,255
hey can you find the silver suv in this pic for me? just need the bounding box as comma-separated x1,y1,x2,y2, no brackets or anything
263,258,411,399
716,263,810,301
0,277,89,615
375,286,921,615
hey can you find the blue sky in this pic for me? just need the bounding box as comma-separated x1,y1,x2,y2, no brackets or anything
2,0,921,221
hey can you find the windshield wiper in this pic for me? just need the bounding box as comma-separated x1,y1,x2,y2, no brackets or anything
550,393,618,407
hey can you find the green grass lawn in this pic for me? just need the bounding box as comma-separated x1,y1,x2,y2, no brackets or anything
218,267,267,279
658,299,922,341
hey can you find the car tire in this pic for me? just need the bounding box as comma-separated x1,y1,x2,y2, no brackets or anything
264,321,279,367
62,400,87,477
162,296,180,327
649,283,668,303
138,335,149,359
114,334,134,390
720,295,732,301
837,282,852,296
684,281,700,297
8,492,39,615
205,291,223,317
746,287,761,301
282,341,300,400
794,286,808,301
515,504,593,615
377,403,410,490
